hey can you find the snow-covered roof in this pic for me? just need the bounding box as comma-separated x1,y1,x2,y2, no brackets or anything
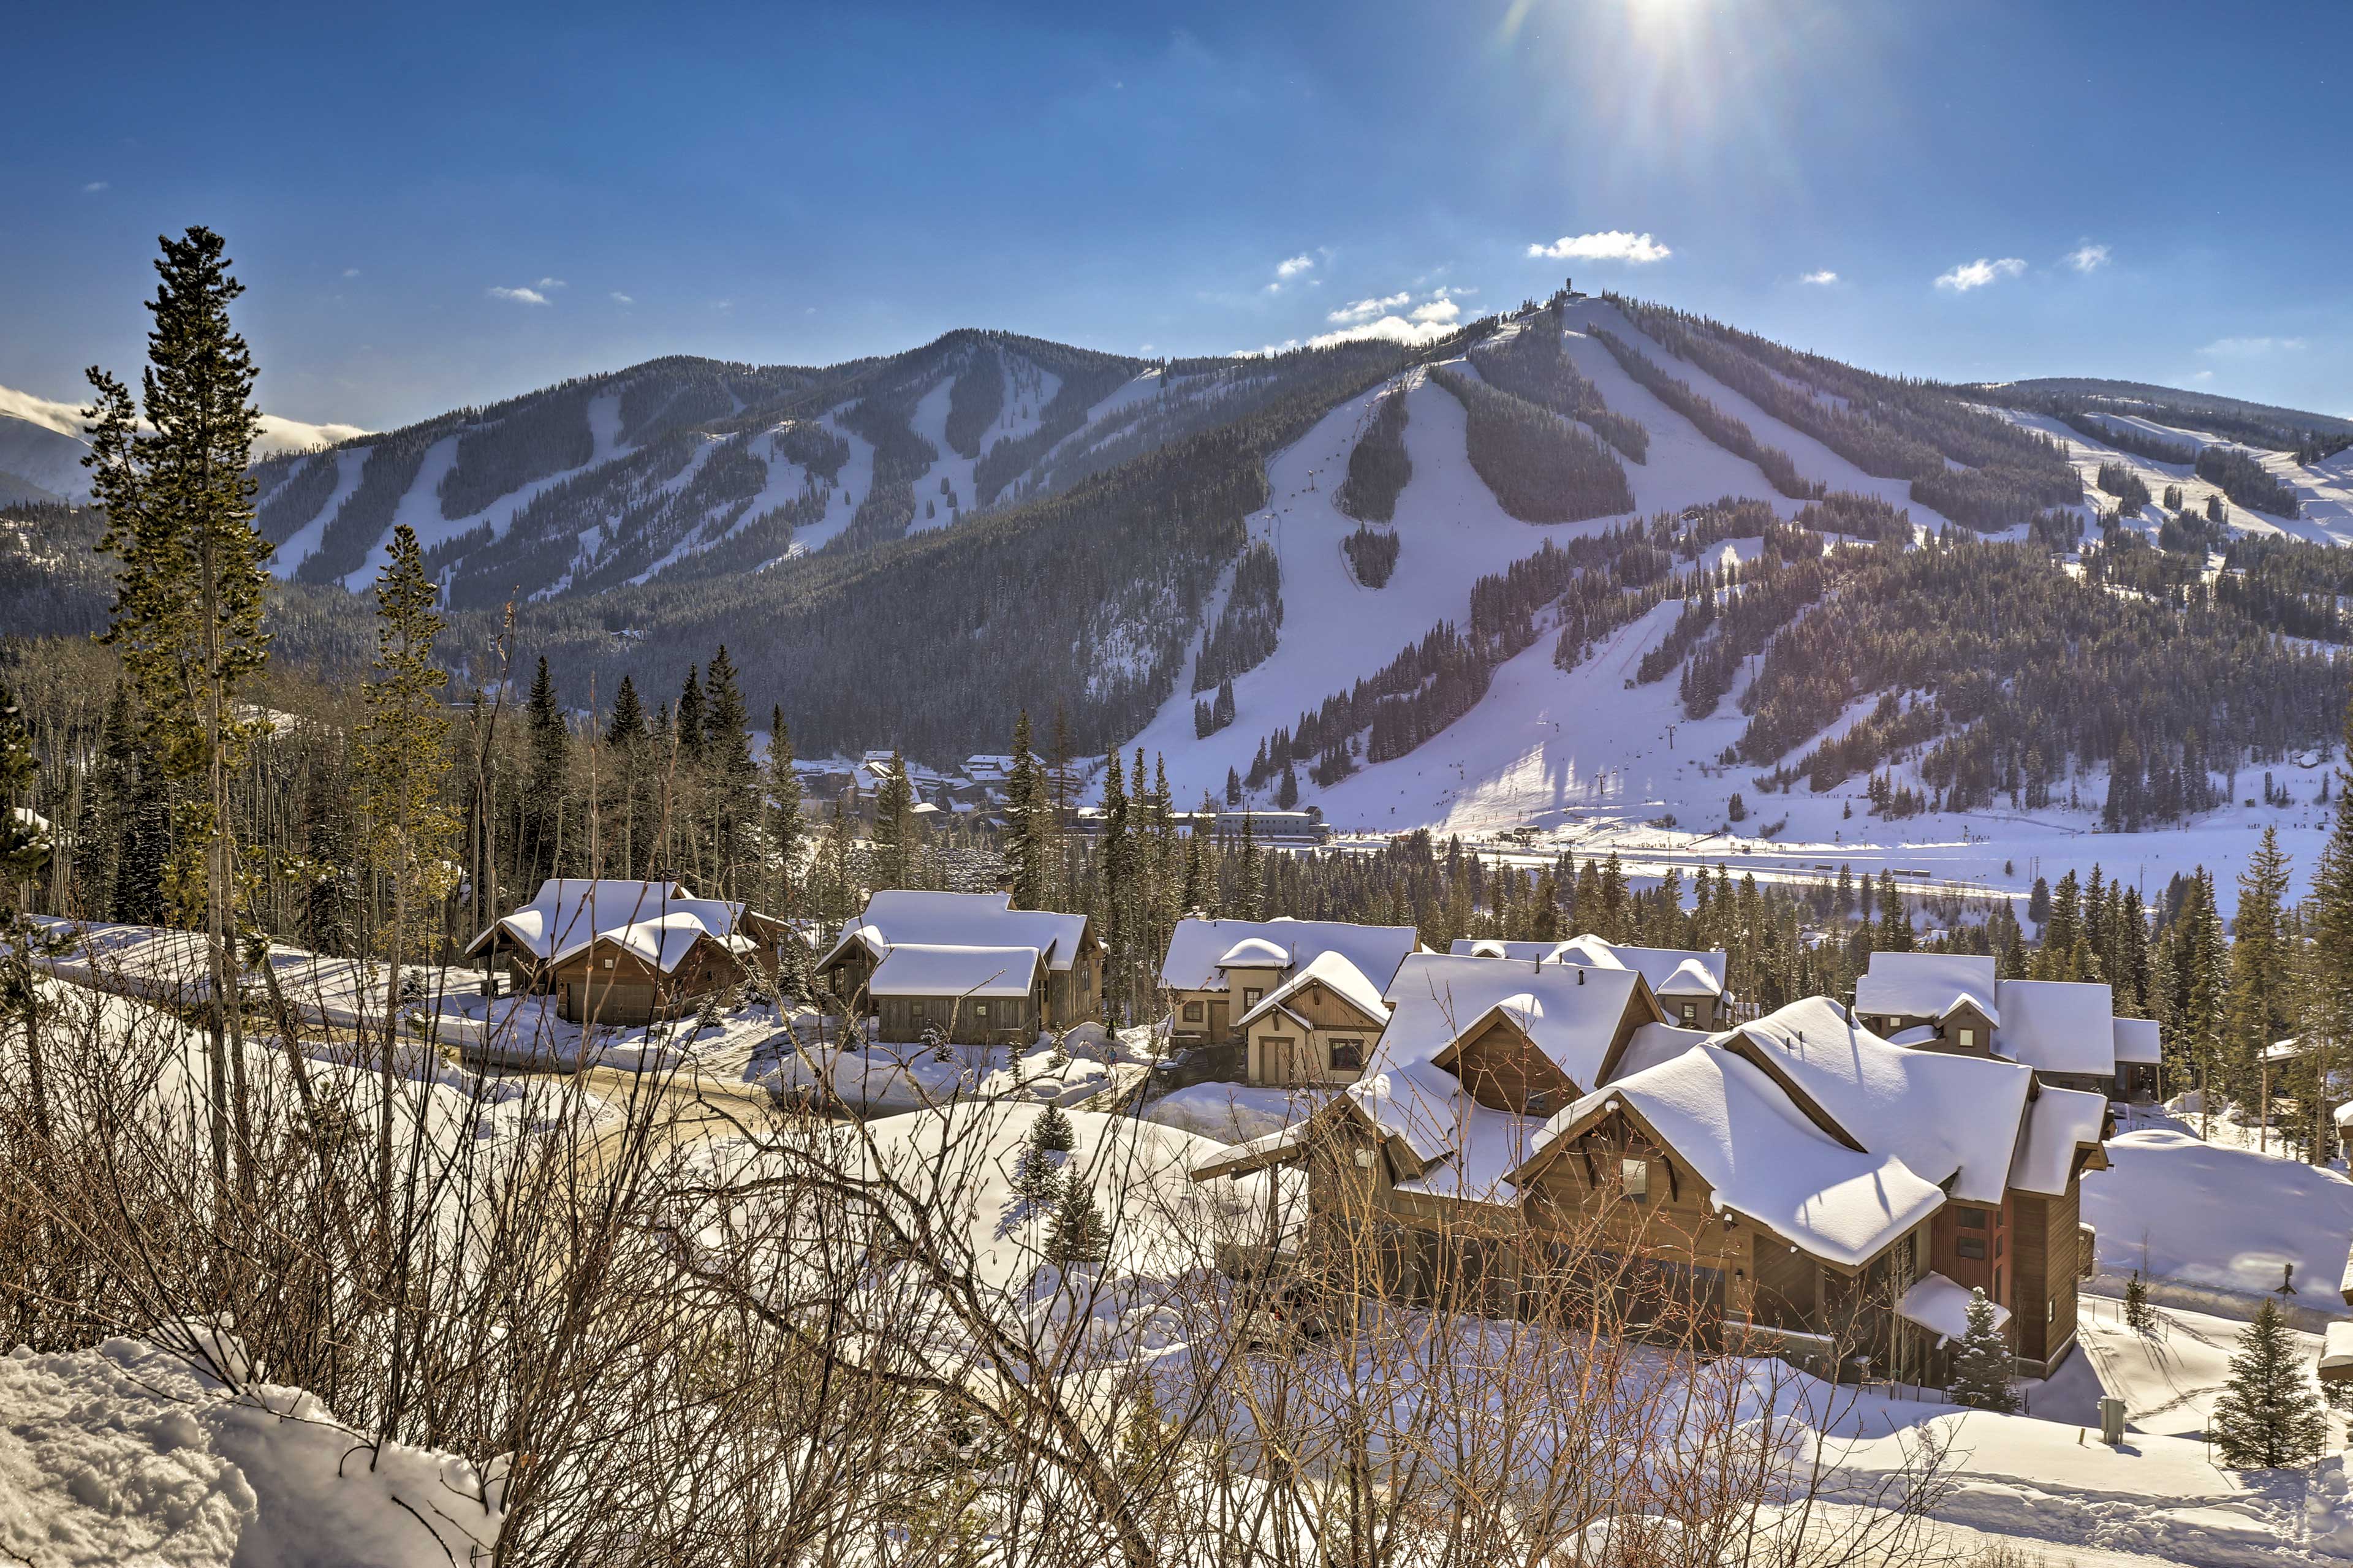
1995,979,2118,1078
1936,991,2001,1027
1161,917,1419,993
1235,950,1390,1030
1897,1272,2010,1345
1453,934,1728,998
1854,952,1998,1021
1382,953,1645,1086
2009,1085,2109,1196
2112,1017,2162,1067
1536,1042,1946,1268
561,913,752,975
2324,1321,2353,1377
1727,998,2031,1206
866,943,1041,1000
1347,1055,1471,1165
1606,1020,1712,1081
469,879,767,975
1219,936,1292,969
821,890,1090,973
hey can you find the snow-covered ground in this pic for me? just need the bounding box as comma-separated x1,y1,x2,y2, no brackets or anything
759,1020,1154,1115
0,1333,501,1567
2085,1119,2353,1325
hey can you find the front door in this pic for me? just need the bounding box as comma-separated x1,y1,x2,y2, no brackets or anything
1263,1036,1296,1085
1208,1000,1230,1043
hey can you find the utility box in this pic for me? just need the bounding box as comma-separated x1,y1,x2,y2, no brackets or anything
2098,1395,2126,1447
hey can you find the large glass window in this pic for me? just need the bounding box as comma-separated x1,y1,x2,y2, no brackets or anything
1621,1157,1648,1200
1330,1039,1363,1070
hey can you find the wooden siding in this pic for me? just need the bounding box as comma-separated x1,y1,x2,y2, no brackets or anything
1450,1015,1578,1114
2010,1175,2080,1369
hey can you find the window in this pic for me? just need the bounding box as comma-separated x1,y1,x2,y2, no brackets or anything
911,1001,926,1021
1680,1002,1698,1025
1885,1016,1900,1032
1620,1157,1648,1200
1957,1027,1976,1051
1182,1001,1203,1022
602,956,615,969
974,1002,990,1022
1957,1237,1986,1260
1242,987,1264,1008
1993,1267,2002,1300
1330,1039,1363,1071
1958,1207,1987,1229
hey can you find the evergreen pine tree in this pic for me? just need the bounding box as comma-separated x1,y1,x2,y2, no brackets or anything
1033,1101,1076,1153
1233,812,1263,920
2123,1271,2154,1332
85,225,273,1186
1006,710,1046,909
1947,1288,2019,1412
523,657,569,881
701,645,759,897
2310,690,2353,1164
873,748,917,890
766,706,802,914
2224,827,2291,1111
2210,1298,2327,1468
1224,767,1241,807
1047,1166,1108,1266
604,675,648,876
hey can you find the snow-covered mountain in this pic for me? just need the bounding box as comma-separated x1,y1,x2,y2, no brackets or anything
0,382,366,504
11,300,2353,902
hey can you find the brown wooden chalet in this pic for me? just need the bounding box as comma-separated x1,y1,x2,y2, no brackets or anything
814,890,1102,1042
464,878,794,1026
1196,959,2110,1382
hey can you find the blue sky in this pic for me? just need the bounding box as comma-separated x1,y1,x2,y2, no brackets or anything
4,0,2346,430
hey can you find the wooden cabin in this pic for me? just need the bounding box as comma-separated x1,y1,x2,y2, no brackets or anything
1197,977,2110,1382
1161,917,1420,1074
1237,950,1393,1086
464,879,795,1026
815,890,1101,1037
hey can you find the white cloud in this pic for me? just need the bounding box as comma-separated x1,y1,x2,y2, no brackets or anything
487,286,551,306
713,300,734,311
1275,254,1314,278
81,181,108,194
1328,291,1412,324
1305,314,1458,351
2064,241,2110,274
1934,257,2026,292
1409,297,1461,325
1525,230,1672,263
1429,285,1478,298
2189,369,2215,383
1799,270,1839,286
610,291,634,305
2199,335,2307,357
343,267,361,279
535,276,568,289
1139,343,1154,354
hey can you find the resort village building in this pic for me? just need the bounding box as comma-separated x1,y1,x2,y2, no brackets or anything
1853,951,2159,1101
1197,951,2122,1382
1449,934,1734,1030
1160,917,1422,1080
814,890,1102,1044
464,878,794,1026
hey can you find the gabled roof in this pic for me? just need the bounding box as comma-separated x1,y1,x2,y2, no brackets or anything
1993,979,2118,1077
1527,1042,1946,1269
1449,935,1728,998
1898,1272,2010,1344
558,914,753,975
819,890,1091,974
1718,997,2031,1205
1161,917,1419,993
1382,952,1648,1093
1219,936,1292,969
867,943,1042,999
1937,991,2001,1026
1853,952,1998,1021
2112,1016,2162,1067
2009,1084,2109,1195
466,879,770,975
1235,950,1390,1031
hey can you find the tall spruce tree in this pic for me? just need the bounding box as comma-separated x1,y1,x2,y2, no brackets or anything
701,646,759,897
85,225,271,1184
355,525,458,1219
1006,710,1046,909
604,674,648,877
2224,828,2292,1115
2210,1298,2327,1468
873,748,916,890
2311,690,2353,1164
523,657,569,881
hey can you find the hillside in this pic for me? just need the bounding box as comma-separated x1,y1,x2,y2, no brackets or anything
7,295,2353,899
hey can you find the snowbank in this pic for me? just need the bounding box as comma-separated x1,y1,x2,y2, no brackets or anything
2085,1127,2353,1320
1142,1081,1318,1145
0,1335,499,1567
